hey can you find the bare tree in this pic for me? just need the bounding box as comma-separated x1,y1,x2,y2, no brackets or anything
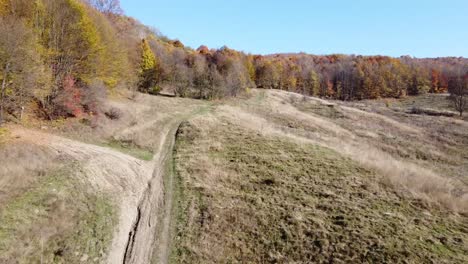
173,64,192,97
225,61,249,97
448,73,467,116
193,55,209,99
87,0,123,14
207,65,223,99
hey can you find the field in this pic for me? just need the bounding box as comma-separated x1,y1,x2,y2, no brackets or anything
171,90,467,263
0,90,466,263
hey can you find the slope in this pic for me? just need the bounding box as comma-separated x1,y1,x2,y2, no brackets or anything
0,93,205,264
171,89,468,263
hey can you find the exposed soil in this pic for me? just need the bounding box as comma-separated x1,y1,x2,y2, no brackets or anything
3,94,205,264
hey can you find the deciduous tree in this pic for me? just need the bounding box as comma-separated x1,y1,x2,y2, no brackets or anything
448,72,467,116
0,17,48,125
87,0,122,14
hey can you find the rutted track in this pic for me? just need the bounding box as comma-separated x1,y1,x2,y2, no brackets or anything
9,94,207,264
122,122,180,264
10,128,155,264
13,121,187,264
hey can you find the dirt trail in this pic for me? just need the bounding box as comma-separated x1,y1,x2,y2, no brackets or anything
11,117,188,264
12,128,154,263
122,121,180,264
153,124,182,264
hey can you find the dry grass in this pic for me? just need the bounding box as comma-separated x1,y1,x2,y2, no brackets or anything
40,93,205,155
0,158,116,263
2,90,466,263
0,139,57,206
337,143,468,212
0,127,11,144
0,128,128,263
172,118,468,263
221,89,468,213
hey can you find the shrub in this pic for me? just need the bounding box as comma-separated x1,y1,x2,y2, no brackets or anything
52,76,109,119
82,79,107,114
53,75,84,118
148,85,162,95
104,107,122,120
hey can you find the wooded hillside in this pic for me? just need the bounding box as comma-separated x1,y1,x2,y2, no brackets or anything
0,0,466,124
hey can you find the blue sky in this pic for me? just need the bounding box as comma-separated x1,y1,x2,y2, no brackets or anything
120,0,468,58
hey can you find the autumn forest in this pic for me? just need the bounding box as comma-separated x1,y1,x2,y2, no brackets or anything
0,0,467,125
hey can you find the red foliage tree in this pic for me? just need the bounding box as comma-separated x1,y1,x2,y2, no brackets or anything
54,75,83,117
431,69,441,93
197,45,210,55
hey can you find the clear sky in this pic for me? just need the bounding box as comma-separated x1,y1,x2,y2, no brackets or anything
120,0,468,58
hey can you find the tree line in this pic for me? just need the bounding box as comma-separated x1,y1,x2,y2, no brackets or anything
1,0,467,125
262,55,466,98
136,38,467,102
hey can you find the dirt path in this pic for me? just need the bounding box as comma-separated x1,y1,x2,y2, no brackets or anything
153,124,179,264
12,122,181,264
11,128,154,264
10,97,206,264
122,121,180,264
120,104,209,264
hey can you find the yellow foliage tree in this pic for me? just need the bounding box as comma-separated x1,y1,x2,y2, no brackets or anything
140,38,157,72
66,0,103,82
138,38,159,93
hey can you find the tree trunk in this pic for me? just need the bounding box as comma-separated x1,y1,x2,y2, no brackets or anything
455,92,464,117
460,94,464,117
0,63,10,126
20,106,25,121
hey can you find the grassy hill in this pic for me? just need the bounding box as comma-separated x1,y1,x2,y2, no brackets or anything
0,90,466,263
171,90,468,263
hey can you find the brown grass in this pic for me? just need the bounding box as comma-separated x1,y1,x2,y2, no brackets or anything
0,139,58,207
0,144,116,263
172,117,468,263
221,89,468,213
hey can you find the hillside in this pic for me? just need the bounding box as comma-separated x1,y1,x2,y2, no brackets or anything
1,89,467,263
0,0,466,128
172,90,467,263
0,93,206,263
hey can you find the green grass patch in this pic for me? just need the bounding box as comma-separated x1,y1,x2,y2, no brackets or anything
296,101,346,119
0,164,116,263
102,139,154,161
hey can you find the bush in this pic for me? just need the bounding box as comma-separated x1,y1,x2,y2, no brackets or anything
82,79,107,114
53,75,84,118
51,77,109,119
148,85,162,95
104,107,122,120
